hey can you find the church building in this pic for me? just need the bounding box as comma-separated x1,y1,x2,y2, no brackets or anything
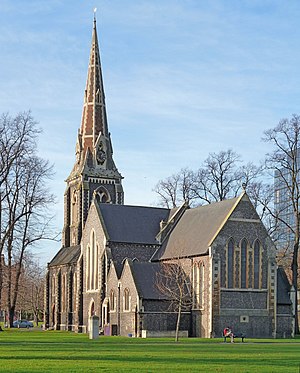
44,19,295,338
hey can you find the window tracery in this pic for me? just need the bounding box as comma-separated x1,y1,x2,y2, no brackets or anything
225,238,262,290
192,262,204,308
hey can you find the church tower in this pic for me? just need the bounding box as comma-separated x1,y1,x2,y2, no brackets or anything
62,17,124,248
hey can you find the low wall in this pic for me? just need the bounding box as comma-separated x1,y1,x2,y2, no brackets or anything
142,330,188,338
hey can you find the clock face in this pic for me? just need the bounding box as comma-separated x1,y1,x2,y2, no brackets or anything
97,148,106,165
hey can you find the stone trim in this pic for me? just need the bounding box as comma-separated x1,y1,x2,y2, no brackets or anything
229,218,260,223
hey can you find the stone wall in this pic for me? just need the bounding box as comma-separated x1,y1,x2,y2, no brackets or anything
211,198,277,338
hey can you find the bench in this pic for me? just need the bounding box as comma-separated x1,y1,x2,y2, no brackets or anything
223,331,246,342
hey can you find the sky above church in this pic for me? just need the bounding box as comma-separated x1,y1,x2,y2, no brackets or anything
1,0,300,264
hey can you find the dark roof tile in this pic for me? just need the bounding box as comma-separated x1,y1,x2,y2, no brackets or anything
98,203,170,244
129,261,169,300
154,196,240,260
49,245,81,266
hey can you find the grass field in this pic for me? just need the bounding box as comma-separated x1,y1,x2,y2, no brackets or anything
0,329,299,372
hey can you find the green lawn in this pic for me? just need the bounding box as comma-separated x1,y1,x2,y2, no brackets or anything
0,330,299,372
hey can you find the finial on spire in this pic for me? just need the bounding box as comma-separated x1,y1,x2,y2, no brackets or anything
93,7,97,25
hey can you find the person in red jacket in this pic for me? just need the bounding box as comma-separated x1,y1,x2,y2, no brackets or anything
223,327,234,343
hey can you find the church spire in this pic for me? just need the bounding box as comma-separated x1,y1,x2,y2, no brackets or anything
63,15,124,249
80,14,109,154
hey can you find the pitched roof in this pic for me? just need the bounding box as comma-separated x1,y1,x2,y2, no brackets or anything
153,195,242,260
49,245,81,266
128,261,170,300
98,203,170,244
277,266,292,305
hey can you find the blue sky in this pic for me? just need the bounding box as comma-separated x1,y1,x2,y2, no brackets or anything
1,0,300,264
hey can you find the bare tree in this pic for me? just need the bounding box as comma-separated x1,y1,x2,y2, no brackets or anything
259,114,300,334
153,168,196,208
154,150,261,207
246,181,280,235
192,150,261,204
195,149,242,202
18,257,45,326
0,112,56,326
156,260,192,342
0,112,38,311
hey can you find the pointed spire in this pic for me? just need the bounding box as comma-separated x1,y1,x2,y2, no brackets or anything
80,13,109,154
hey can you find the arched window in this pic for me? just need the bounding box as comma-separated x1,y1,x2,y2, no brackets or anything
198,263,204,308
96,187,111,204
61,274,67,312
91,231,95,290
124,288,130,311
71,190,77,225
51,274,56,299
73,272,77,311
87,230,98,291
86,245,90,290
227,239,234,288
192,263,197,307
241,239,248,288
110,290,115,312
94,243,98,290
193,262,204,308
253,240,261,289
51,304,56,327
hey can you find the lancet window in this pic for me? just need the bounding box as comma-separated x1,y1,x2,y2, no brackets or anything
51,274,56,299
86,230,99,291
193,262,204,308
225,238,261,289
124,288,130,311
61,274,67,312
253,240,261,289
226,238,234,288
71,190,77,225
241,239,248,288
72,272,77,311
110,290,116,312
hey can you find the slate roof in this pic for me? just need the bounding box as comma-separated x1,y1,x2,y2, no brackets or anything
277,266,292,305
98,203,170,244
128,261,170,300
49,245,81,266
153,195,241,260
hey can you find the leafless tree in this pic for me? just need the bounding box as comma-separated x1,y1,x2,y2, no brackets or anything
156,260,192,342
0,111,56,326
259,114,300,334
153,168,196,208
0,112,38,311
193,149,242,203
154,150,261,207
18,257,45,326
246,181,280,234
